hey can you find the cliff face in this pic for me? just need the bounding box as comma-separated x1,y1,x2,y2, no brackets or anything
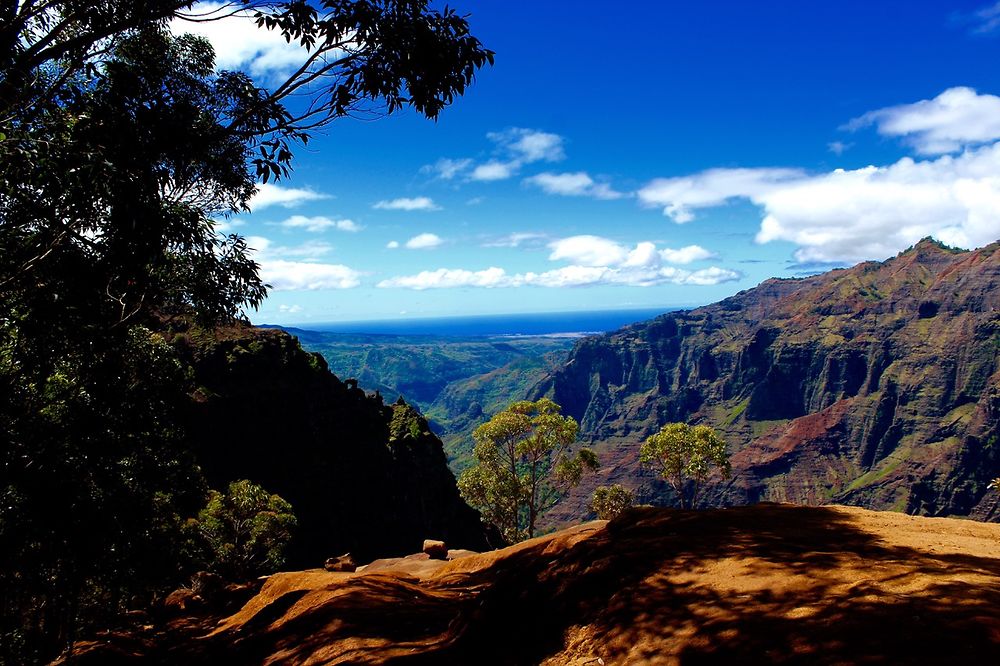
534,239,1000,522
170,325,491,564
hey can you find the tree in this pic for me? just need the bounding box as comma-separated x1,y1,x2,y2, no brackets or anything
589,484,635,520
1,3,490,661
195,480,297,580
458,398,599,542
640,423,730,509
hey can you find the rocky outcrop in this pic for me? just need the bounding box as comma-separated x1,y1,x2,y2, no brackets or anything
169,324,492,565
59,504,1000,664
533,239,1000,521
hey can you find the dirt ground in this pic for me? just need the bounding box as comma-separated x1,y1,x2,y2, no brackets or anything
66,503,1000,665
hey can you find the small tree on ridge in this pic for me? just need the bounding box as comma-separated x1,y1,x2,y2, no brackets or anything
458,398,599,542
640,423,730,509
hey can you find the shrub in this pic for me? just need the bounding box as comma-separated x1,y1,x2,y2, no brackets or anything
196,480,296,580
589,484,635,520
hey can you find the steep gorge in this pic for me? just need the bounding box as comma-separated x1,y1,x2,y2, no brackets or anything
168,324,492,565
533,239,1000,522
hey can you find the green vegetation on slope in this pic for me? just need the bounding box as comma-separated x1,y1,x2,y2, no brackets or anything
295,332,576,469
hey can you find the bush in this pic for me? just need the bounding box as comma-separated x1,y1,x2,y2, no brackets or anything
589,484,635,520
196,480,296,580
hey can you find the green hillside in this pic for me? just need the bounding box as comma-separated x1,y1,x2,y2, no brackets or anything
290,332,576,467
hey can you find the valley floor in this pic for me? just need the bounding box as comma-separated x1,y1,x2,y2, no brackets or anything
65,504,1000,665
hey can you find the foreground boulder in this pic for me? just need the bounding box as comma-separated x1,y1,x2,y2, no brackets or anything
61,503,1000,664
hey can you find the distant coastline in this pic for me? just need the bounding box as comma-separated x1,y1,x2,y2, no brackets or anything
267,307,687,338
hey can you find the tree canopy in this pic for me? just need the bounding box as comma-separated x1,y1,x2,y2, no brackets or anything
458,398,599,542
0,2,491,661
640,423,730,510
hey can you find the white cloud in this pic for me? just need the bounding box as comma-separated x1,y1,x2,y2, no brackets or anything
470,160,517,181
280,215,361,232
638,167,805,222
521,265,740,288
847,87,1000,155
386,240,400,249
378,267,509,289
373,196,440,211
969,2,1000,33
405,233,444,249
378,235,738,289
421,158,473,180
548,235,629,266
278,304,303,314
754,145,1000,262
482,232,548,248
250,183,330,211
438,128,567,183
246,235,360,290
171,3,312,81
659,245,717,264
377,264,740,290
828,141,852,155
640,142,1000,265
264,240,334,259
261,260,362,290
525,172,624,200
488,128,565,163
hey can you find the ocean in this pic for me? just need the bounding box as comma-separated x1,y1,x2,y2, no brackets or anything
295,307,685,337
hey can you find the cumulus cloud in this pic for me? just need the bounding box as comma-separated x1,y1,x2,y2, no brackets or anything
261,260,362,290
432,128,568,183
278,304,303,314
249,183,330,211
377,265,740,290
638,167,805,222
246,235,361,290
640,140,1000,265
172,3,313,81
279,215,361,232
405,233,444,249
488,128,565,163
659,245,718,264
378,235,738,289
524,172,624,200
378,267,509,289
470,161,517,182
548,236,716,267
386,240,400,249
753,145,1000,262
421,158,473,180
548,235,629,266
846,87,1000,155
373,196,440,211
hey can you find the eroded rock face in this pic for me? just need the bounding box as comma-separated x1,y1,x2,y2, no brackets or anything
170,324,492,565
533,239,1000,521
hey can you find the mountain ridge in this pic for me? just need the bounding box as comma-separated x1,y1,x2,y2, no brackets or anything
532,238,1000,523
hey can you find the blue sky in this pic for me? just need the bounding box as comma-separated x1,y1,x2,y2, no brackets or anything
177,1,1000,324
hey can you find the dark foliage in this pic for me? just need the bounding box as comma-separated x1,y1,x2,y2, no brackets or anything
0,2,491,663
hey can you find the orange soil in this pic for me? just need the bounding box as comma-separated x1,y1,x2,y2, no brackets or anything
68,504,1000,665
